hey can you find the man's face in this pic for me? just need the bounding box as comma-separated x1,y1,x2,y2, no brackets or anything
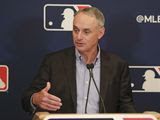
72,13,105,54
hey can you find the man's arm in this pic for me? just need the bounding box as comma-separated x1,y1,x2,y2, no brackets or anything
119,62,136,113
21,54,62,114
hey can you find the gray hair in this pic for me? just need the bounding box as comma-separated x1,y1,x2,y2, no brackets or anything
74,7,105,27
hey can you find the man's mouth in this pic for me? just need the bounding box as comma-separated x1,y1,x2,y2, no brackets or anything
75,42,84,47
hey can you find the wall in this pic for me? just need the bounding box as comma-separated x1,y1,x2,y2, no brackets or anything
0,0,160,119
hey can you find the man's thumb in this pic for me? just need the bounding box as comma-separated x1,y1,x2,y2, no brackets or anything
43,82,51,92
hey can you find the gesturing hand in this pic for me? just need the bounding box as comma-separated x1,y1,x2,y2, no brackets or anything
32,82,62,111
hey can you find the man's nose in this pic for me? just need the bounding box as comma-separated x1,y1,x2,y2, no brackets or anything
77,32,83,40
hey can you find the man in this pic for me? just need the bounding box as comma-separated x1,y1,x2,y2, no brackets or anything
21,7,136,114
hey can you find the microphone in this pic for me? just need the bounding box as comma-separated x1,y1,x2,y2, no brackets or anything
86,64,94,69
85,63,106,113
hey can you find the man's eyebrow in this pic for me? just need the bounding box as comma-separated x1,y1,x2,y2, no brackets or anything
73,25,78,28
73,25,91,31
83,28,91,32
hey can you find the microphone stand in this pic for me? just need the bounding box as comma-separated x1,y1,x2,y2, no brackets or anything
85,64,106,113
90,68,106,113
84,66,92,113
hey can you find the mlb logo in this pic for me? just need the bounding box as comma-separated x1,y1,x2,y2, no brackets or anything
43,4,91,31
0,65,9,92
129,66,160,92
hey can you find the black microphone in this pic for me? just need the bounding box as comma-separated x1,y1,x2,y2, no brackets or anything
85,63,106,113
86,64,94,69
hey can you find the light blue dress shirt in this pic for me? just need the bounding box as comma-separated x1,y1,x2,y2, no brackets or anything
75,48,100,113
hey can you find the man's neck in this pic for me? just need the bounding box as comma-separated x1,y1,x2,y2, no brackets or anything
80,47,98,64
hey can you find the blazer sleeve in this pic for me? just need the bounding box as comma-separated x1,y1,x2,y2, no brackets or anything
118,62,136,113
21,54,51,114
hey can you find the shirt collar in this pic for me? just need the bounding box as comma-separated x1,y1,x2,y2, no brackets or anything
75,45,101,65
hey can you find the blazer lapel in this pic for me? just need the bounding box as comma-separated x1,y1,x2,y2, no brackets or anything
99,50,112,112
63,47,77,112
63,48,112,113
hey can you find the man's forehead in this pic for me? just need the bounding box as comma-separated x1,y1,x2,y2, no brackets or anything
73,25,91,31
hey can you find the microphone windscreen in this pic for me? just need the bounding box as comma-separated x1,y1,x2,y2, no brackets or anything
86,63,94,69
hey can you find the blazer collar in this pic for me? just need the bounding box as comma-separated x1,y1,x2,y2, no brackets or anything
99,50,112,112
63,47,77,112
63,47,112,113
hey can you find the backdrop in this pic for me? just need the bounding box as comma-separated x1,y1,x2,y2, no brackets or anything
0,0,160,119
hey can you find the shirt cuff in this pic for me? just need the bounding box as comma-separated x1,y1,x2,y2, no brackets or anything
30,95,37,113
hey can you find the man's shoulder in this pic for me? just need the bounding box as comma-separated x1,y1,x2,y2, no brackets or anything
46,46,75,58
101,50,127,64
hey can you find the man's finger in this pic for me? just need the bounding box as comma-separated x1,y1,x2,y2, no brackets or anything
47,93,61,102
40,102,61,111
42,82,51,92
46,98,62,107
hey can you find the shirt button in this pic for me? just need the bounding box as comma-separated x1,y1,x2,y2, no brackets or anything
84,97,87,100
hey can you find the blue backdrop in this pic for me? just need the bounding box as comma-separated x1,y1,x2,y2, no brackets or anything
0,0,160,119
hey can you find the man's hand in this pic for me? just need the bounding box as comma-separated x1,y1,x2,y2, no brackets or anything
32,82,62,111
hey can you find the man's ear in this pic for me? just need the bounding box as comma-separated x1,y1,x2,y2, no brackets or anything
98,27,105,39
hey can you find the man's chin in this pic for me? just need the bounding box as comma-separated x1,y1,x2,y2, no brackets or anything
76,47,86,53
